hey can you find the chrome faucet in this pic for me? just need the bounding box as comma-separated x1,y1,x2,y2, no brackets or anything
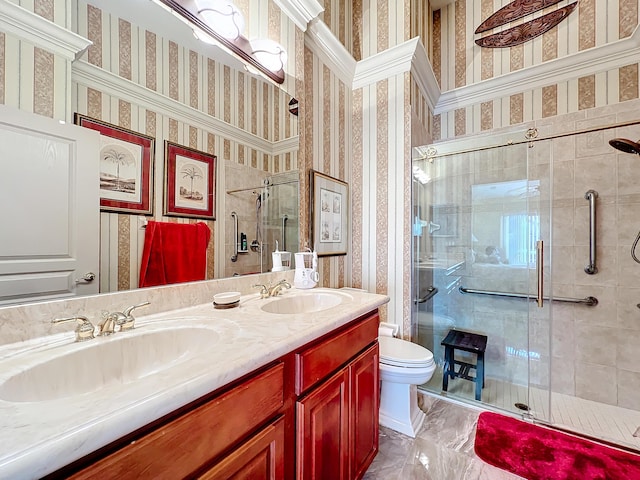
253,281,291,298
52,316,96,342
98,312,119,336
105,301,151,333
120,301,150,331
269,280,291,297
253,283,270,298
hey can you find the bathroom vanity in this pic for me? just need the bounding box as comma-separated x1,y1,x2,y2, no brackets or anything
0,287,388,480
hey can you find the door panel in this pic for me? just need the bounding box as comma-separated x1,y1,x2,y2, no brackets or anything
0,105,100,304
296,367,350,480
350,344,379,479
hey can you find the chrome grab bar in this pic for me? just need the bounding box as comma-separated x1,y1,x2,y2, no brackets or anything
231,211,238,262
536,240,543,308
459,286,598,306
584,190,598,274
282,214,288,251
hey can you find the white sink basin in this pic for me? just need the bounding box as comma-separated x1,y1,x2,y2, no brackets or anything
0,326,220,403
260,290,351,314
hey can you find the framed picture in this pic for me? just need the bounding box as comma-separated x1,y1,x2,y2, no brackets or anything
311,170,348,257
74,113,155,214
164,141,216,220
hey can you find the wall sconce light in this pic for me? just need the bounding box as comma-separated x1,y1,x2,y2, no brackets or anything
194,0,245,40
154,0,286,84
288,98,298,116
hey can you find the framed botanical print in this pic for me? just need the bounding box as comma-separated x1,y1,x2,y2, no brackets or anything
164,141,216,220
311,170,348,257
74,113,155,214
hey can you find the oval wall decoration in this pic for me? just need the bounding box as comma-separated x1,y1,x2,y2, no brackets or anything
475,0,565,34
475,2,578,48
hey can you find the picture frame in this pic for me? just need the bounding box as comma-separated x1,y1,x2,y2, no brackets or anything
164,141,216,220
74,113,155,215
310,170,348,257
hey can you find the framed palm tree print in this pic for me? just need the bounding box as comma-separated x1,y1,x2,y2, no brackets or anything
74,113,155,214
164,141,216,220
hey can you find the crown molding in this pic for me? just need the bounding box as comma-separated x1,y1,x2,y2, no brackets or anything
410,40,441,112
353,38,419,89
273,135,300,156
0,0,91,61
435,25,640,114
72,61,298,157
304,18,356,85
274,0,324,32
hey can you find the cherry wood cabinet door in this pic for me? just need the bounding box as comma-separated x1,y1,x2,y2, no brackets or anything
198,417,285,480
350,344,379,480
296,367,350,480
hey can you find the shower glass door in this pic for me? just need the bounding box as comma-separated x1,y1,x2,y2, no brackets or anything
260,172,299,271
412,133,552,421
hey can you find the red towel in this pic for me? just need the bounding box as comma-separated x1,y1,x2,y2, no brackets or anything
139,221,211,288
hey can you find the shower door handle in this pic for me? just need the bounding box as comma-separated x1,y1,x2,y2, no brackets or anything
584,190,598,274
536,240,544,308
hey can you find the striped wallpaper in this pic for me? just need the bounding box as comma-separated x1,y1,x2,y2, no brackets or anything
431,0,640,138
1,0,639,339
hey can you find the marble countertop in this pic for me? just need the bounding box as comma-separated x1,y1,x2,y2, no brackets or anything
0,287,389,479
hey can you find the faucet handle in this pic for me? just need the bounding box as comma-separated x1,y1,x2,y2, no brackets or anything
252,284,269,298
52,316,96,342
119,301,150,331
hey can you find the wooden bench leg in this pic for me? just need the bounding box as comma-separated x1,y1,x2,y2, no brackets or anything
442,346,453,392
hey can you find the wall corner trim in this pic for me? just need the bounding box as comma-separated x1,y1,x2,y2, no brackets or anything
305,18,356,85
274,0,324,32
0,0,91,61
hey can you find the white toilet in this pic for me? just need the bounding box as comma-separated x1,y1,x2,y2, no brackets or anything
378,330,436,438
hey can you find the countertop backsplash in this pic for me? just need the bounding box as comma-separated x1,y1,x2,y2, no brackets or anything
0,271,295,347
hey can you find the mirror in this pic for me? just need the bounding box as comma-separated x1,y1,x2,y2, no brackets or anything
0,0,299,305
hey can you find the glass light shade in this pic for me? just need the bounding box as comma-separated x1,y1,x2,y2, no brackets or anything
194,0,245,40
250,38,287,72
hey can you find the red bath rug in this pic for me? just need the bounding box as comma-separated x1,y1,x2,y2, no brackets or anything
474,411,640,479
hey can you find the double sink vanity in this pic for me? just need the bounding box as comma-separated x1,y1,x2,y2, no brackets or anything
0,284,389,479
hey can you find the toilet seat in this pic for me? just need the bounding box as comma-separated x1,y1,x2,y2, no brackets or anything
379,336,434,368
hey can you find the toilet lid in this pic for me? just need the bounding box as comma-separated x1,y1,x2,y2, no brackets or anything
379,336,434,367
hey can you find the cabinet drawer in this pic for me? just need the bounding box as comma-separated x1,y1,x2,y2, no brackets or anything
70,363,284,479
295,312,379,395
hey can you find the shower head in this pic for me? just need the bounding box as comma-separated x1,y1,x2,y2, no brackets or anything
609,138,640,155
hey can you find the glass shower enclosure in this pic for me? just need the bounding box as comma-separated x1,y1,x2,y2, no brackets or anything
412,131,553,424
412,122,640,450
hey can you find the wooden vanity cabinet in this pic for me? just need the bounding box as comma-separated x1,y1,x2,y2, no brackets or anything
63,363,286,480
51,310,380,480
295,312,380,480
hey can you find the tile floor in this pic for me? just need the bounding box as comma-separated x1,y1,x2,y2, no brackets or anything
363,394,524,479
424,368,640,451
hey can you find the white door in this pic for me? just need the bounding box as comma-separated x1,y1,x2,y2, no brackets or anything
0,105,100,305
